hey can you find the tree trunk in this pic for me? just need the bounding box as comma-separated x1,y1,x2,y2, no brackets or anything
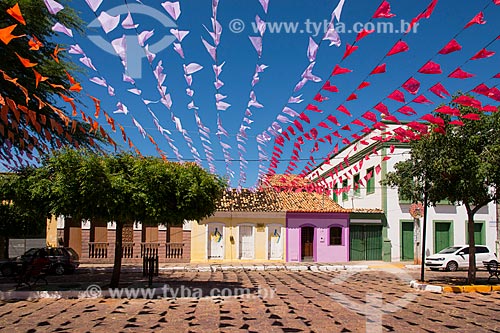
466,205,476,284
110,222,123,288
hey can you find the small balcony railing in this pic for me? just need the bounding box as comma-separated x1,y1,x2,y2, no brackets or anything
141,242,159,258
122,242,134,258
88,242,108,259
166,242,184,259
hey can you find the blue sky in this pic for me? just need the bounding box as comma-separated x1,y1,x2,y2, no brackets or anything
52,0,500,187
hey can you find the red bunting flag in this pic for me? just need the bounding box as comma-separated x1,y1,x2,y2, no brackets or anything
321,82,338,95
453,95,481,109
306,104,322,113
439,39,462,55
418,61,442,74
374,102,389,115
310,128,318,140
352,119,366,127
386,41,409,56
357,82,370,90
464,12,486,29
406,0,438,33
337,105,352,116
362,111,377,122
461,114,481,121
470,48,495,60
448,67,475,79
294,119,304,132
435,105,460,116
388,90,406,103
398,106,416,116
413,95,433,104
327,114,340,126
373,1,396,18
370,64,386,75
421,114,444,126
318,121,331,129
298,112,310,123
314,93,328,102
331,64,353,76
341,125,351,131
347,93,358,101
343,43,359,60
472,83,490,96
402,78,420,95
287,125,296,136
355,28,375,42
429,82,450,98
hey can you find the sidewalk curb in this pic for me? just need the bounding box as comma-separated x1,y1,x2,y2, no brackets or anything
410,280,500,293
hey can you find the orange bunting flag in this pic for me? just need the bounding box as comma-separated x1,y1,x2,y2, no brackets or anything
15,52,37,68
69,83,82,92
59,94,77,116
33,69,48,88
119,124,127,142
7,3,26,25
51,45,65,63
88,95,101,118
0,24,25,45
65,71,77,85
28,36,43,50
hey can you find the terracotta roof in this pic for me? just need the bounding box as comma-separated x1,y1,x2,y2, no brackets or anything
259,174,311,189
216,189,352,213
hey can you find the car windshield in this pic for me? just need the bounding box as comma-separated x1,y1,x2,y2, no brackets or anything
22,248,39,256
437,246,463,254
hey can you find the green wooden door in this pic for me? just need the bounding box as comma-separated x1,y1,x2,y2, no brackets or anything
466,223,485,245
350,225,365,261
434,222,451,253
350,225,382,261
401,222,414,260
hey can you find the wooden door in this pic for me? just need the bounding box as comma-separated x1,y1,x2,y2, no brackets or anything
208,224,224,259
239,226,254,259
401,222,414,261
301,227,314,260
434,222,451,253
269,225,283,259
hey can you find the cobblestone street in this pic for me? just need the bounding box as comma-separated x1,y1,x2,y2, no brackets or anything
1,269,499,332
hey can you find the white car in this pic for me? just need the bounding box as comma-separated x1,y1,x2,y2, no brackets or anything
425,245,498,272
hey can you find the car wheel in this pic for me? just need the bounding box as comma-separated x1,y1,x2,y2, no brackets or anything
1,264,15,277
446,261,458,272
54,264,65,275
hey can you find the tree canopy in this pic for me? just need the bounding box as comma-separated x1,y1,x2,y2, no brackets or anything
383,97,500,283
0,0,105,167
6,149,227,286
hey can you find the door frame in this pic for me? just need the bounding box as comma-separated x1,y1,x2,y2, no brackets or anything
300,225,315,261
207,223,225,260
267,224,284,260
237,223,255,259
433,220,454,254
400,220,414,261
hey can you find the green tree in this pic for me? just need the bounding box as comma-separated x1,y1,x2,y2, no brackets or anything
0,0,103,161
10,149,227,287
383,99,500,284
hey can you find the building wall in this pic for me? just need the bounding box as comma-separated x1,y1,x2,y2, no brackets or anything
191,212,286,263
306,127,499,262
286,213,349,262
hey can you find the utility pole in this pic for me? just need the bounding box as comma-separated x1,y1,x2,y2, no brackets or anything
420,184,429,282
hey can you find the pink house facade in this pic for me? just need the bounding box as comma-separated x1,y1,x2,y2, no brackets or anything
286,213,350,262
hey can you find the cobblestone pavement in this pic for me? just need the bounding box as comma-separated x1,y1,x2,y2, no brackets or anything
1,270,499,332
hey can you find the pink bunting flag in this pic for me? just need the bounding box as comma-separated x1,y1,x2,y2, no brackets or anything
323,25,341,47
438,39,462,54
170,29,189,42
44,0,64,15
138,30,154,47
85,0,102,12
162,1,181,21
255,15,266,37
464,12,485,29
282,107,299,117
429,82,450,98
418,61,442,74
402,78,420,95
201,38,216,61
173,43,184,58
259,0,269,13
373,1,396,18
98,11,120,34
52,22,73,37
68,44,85,55
342,43,358,60
470,48,495,60
448,67,475,79
388,89,406,103
386,41,409,56
184,63,203,75
355,29,374,42
122,12,139,29
413,95,433,104
249,36,263,58
80,56,96,71
370,63,386,75
331,64,352,76
307,37,319,62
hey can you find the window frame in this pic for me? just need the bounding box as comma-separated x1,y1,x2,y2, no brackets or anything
329,226,343,246
366,167,375,195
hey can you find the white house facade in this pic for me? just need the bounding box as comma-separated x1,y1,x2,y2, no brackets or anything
306,124,499,262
